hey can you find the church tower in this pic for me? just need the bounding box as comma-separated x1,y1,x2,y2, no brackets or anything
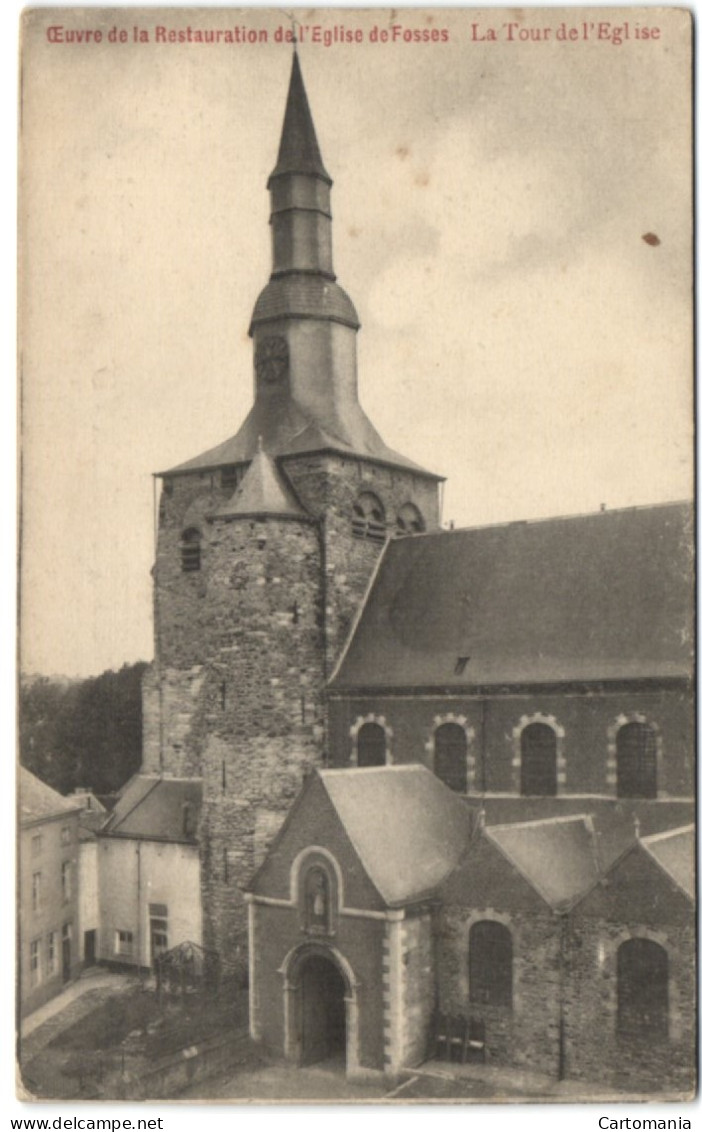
142,52,442,978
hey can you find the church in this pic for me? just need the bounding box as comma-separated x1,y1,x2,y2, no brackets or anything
120,52,694,1094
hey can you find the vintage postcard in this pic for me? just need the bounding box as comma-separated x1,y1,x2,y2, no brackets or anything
18,6,694,1106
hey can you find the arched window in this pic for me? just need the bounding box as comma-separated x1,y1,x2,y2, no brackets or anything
434,723,468,793
180,528,202,573
304,866,331,934
520,722,557,796
357,722,387,767
351,492,386,544
617,938,668,1035
469,921,512,1008
616,722,657,799
396,502,425,536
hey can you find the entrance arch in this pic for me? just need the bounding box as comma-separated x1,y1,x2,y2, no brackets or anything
280,942,360,1075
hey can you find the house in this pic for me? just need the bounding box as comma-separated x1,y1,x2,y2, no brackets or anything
97,775,203,970
19,769,82,1015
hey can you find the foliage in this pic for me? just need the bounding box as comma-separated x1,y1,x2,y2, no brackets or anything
19,663,148,795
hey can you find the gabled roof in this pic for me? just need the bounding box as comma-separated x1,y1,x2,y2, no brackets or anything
268,52,331,185
318,765,473,906
331,502,693,690
640,825,695,899
487,815,601,911
19,768,81,825
211,444,310,521
100,775,202,844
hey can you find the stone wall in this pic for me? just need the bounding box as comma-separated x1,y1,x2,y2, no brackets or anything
282,452,441,668
564,916,695,1094
145,453,441,979
437,903,562,1077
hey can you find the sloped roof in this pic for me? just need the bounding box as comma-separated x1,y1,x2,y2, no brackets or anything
211,444,309,521
331,502,693,689
250,276,359,332
161,399,435,478
268,52,331,185
486,815,601,911
318,765,473,906
19,768,80,825
641,825,695,899
100,775,202,844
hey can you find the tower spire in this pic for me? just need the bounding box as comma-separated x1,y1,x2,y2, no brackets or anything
268,52,331,185
162,52,436,478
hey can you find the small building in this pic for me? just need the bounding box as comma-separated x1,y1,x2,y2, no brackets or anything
97,775,203,970
249,765,695,1092
19,769,82,1015
247,765,473,1078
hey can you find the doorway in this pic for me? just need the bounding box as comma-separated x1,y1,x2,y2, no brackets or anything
300,955,347,1067
83,929,96,965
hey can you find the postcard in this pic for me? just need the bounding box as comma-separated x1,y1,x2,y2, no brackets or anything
18,7,694,1104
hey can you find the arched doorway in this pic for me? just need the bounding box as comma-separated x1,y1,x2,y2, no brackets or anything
299,954,347,1066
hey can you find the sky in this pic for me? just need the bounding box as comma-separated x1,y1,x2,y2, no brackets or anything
19,7,693,677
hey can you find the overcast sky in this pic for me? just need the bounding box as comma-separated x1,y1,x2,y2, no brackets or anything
19,7,692,677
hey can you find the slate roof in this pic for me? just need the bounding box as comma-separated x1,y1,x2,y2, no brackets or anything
250,276,359,332
100,775,202,844
161,400,435,478
318,765,473,906
19,768,81,825
486,815,601,911
331,502,693,690
211,444,310,521
268,52,331,185
641,825,695,899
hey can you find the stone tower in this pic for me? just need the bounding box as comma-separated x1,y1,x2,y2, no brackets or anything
142,52,442,977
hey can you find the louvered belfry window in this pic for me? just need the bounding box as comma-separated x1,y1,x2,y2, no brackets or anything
520,722,558,796
469,921,513,1008
356,722,387,767
434,723,468,793
396,502,424,536
616,722,657,799
180,527,202,572
617,938,668,1036
352,492,386,543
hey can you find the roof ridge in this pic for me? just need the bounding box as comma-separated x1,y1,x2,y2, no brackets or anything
408,499,693,539
488,813,593,832
641,823,695,844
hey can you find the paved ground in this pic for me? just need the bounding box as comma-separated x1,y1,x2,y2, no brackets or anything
19,974,657,1104
177,1057,391,1102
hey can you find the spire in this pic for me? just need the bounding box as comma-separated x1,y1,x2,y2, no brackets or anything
268,52,331,185
160,53,438,481
211,443,309,521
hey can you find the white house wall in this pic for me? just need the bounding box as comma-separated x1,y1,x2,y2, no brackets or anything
98,838,202,968
78,839,99,960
